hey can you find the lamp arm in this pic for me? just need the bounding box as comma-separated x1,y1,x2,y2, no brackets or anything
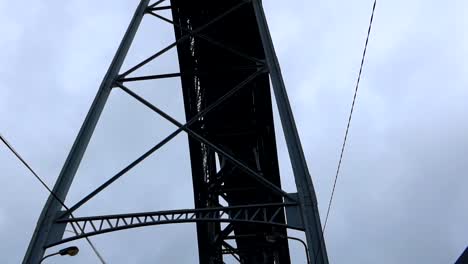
39,252,60,263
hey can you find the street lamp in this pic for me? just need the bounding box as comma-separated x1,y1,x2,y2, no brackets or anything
39,246,79,263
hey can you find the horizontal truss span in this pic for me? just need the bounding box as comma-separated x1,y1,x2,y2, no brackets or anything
48,203,301,247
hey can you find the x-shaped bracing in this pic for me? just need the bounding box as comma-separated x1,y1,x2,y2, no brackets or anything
59,0,294,226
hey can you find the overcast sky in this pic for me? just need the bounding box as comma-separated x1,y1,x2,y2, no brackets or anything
0,0,467,263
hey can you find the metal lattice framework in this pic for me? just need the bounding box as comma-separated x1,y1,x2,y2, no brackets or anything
23,1,328,263
49,203,303,248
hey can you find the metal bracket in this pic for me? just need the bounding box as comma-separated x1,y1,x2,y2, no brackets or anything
285,193,304,229
45,211,67,246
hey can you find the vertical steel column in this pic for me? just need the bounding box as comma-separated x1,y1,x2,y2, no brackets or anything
251,1,329,263
23,1,150,263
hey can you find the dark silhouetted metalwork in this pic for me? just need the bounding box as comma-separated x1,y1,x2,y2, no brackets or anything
24,1,328,263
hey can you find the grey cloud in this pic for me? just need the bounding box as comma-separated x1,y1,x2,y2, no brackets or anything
1,0,466,263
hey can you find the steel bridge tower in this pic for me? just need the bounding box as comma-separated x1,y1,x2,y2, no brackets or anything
23,1,328,263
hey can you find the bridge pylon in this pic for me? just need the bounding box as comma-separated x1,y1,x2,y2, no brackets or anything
23,1,328,263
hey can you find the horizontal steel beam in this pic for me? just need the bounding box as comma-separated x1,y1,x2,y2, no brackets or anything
117,65,262,83
49,203,301,248
148,5,171,11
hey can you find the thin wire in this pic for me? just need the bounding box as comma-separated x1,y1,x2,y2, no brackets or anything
0,134,68,209
314,0,377,262
0,133,106,263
